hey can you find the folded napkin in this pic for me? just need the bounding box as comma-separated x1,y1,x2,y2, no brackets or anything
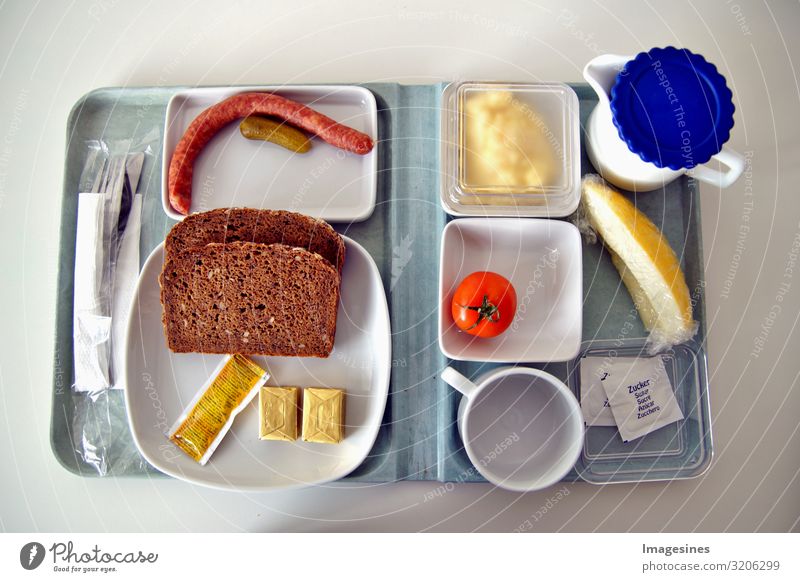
73,192,111,392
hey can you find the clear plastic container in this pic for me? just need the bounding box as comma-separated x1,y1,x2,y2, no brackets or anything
567,338,712,483
440,82,580,217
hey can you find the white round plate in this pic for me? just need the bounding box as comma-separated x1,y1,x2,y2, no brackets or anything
123,237,390,491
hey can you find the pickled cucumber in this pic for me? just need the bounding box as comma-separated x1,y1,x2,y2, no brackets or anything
239,116,312,153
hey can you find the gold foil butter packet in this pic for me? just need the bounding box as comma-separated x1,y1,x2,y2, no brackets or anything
302,387,345,444
168,354,269,464
259,386,300,441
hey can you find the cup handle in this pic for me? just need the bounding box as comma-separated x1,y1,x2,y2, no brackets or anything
688,146,745,189
441,366,480,398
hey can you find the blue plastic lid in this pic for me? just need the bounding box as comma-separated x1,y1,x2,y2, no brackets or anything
610,46,735,170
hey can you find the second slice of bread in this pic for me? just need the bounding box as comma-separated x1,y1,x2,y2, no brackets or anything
160,241,340,357
164,208,345,274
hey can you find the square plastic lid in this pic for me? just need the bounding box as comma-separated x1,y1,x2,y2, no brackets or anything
441,82,581,217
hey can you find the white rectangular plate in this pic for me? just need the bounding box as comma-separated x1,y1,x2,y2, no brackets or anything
162,85,378,222
124,237,390,491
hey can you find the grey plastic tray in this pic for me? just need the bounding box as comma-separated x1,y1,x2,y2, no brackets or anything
51,83,711,483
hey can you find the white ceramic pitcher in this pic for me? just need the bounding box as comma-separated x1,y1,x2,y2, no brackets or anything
583,53,745,192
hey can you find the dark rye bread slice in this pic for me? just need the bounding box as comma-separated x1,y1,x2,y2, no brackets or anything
160,241,340,357
164,208,345,274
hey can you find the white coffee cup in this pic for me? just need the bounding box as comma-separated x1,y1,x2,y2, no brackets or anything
441,366,583,492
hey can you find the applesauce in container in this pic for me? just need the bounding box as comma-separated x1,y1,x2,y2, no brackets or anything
440,82,580,217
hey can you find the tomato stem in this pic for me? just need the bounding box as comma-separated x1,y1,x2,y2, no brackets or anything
458,294,502,331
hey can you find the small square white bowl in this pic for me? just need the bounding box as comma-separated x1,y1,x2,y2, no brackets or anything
439,218,582,362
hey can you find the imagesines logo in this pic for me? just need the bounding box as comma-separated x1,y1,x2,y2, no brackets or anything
19,542,46,570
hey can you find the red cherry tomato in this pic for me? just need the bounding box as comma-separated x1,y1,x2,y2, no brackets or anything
451,271,517,338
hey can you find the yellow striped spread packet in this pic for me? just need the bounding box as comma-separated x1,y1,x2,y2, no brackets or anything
168,354,269,465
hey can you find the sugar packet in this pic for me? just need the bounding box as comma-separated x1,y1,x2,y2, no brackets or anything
579,357,616,426
599,356,684,442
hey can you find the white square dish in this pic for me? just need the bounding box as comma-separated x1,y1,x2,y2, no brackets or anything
162,85,378,222
439,218,582,362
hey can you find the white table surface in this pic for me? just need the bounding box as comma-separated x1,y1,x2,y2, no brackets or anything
1,0,798,532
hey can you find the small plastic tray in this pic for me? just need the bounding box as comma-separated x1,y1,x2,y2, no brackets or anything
568,339,711,483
